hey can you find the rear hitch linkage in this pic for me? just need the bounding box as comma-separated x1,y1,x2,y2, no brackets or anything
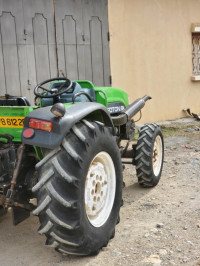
3,143,35,211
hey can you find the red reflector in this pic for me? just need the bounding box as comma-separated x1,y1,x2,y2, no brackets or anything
29,119,52,132
23,128,35,138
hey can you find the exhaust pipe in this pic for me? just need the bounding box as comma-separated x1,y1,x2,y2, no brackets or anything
112,95,152,126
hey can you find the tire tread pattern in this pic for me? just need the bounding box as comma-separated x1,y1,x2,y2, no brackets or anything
135,123,164,187
33,120,122,256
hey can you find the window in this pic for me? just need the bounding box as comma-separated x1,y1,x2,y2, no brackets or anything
191,24,200,81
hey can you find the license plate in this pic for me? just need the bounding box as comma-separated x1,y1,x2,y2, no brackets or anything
0,117,24,128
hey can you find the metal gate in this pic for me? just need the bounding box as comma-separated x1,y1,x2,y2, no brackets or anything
0,0,111,103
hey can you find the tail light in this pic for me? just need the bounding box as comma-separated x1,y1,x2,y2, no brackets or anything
23,128,35,138
29,118,52,132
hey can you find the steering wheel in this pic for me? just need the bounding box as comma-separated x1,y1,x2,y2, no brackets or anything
34,78,73,98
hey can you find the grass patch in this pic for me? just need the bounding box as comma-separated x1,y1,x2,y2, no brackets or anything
160,126,179,138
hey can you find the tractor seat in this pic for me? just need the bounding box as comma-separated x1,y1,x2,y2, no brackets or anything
41,82,96,107
0,95,31,106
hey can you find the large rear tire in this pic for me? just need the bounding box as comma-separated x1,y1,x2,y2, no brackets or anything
135,123,164,187
32,120,123,256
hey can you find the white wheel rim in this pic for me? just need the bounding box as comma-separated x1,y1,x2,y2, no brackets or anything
152,135,163,176
84,152,116,227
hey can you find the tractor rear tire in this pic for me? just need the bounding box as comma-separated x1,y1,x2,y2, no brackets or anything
32,120,123,256
135,123,164,187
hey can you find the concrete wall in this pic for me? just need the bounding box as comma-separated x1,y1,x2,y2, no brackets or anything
108,0,200,122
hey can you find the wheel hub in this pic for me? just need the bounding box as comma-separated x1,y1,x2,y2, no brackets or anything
84,152,116,227
152,135,163,176
85,162,108,217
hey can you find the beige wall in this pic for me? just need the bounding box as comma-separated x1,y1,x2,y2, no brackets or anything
108,0,200,122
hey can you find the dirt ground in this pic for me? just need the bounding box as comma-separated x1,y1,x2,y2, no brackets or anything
0,118,200,266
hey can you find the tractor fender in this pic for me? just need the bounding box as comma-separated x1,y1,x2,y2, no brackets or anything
21,102,114,149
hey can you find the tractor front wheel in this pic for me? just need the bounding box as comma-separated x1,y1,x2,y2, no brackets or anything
135,123,164,187
32,120,123,256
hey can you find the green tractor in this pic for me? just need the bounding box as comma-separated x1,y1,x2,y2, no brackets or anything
0,78,164,256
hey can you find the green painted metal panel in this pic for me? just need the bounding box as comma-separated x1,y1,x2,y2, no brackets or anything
94,87,129,107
